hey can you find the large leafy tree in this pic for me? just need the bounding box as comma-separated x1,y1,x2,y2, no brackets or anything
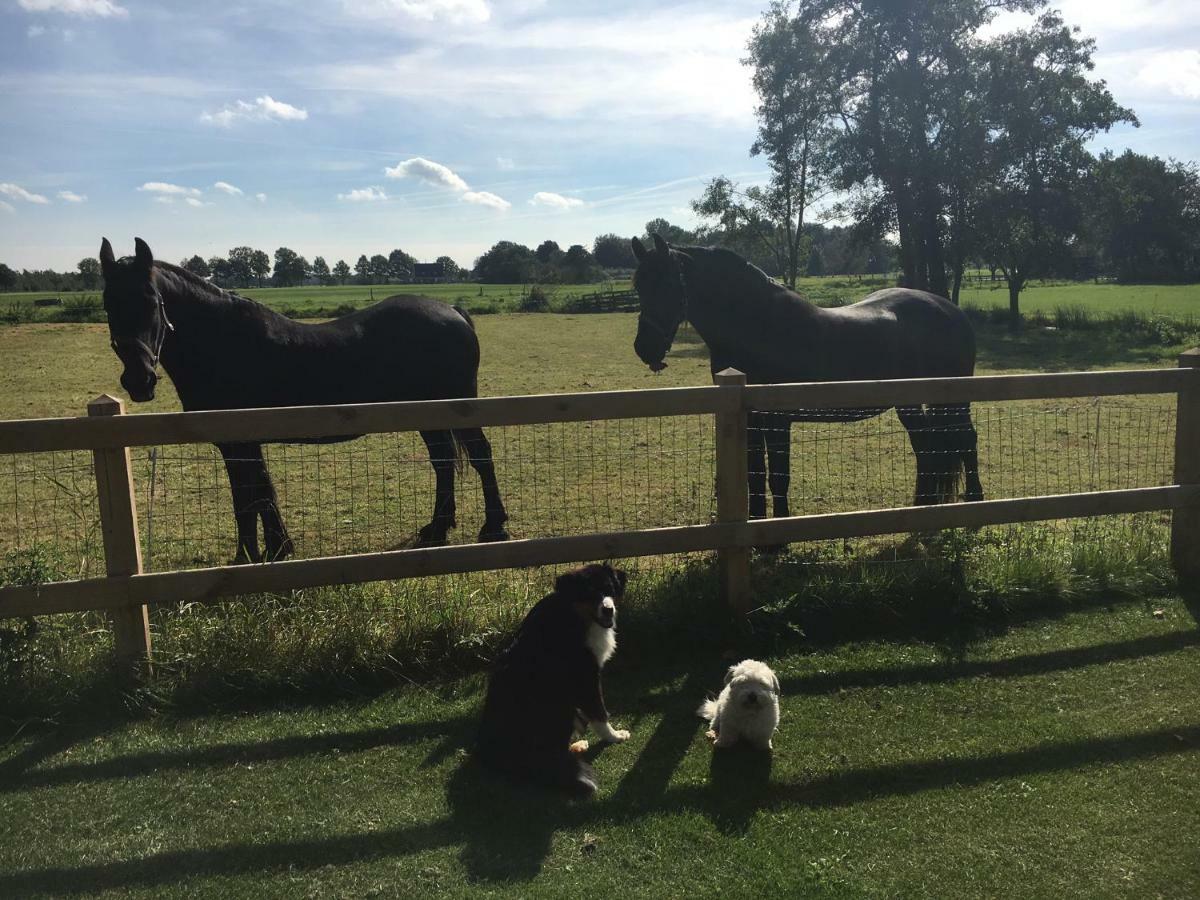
474,241,536,283
435,256,463,279
311,256,333,286
182,255,211,278
0,262,18,291
388,248,415,279
977,12,1134,323
333,259,351,284
592,233,638,269
369,254,390,283
353,255,371,284
77,257,101,290
1084,150,1200,283
693,4,837,288
272,247,310,287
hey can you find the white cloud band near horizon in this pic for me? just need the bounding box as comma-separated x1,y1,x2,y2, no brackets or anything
137,182,202,197
213,181,243,196
338,186,388,202
0,183,50,204
530,191,584,210
17,0,128,17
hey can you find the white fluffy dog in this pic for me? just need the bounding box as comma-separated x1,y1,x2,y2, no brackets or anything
698,659,780,750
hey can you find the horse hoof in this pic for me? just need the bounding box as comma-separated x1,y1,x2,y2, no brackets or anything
415,527,449,548
478,526,510,543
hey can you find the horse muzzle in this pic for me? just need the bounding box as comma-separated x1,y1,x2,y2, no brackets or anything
121,370,157,403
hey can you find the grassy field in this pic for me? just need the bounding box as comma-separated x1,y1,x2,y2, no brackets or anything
1,304,1197,896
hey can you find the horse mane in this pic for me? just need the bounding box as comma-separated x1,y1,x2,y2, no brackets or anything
675,245,792,297
150,260,266,311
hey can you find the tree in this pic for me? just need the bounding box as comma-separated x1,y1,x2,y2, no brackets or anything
77,257,101,290
0,263,17,291
182,255,211,278
693,5,837,288
250,249,271,287
272,247,310,287
388,248,415,280
333,259,351,285
369,254,390,283
311,256,333,286
473,241,536,283
1085,150,1200,283
208,256,234,286
227,246,256,287
642,218,697,245
435,256,463,279
354,255,371,284
977,12,1135,324
534,240,564,264
766,0,1051,296
561,244,600,283
592,234,638,269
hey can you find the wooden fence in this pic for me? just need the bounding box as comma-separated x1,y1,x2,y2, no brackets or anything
2,350,1200,668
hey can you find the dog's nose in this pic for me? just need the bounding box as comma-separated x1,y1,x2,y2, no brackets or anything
745,693,759,706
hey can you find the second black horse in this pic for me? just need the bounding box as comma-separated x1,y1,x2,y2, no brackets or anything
631,234,984,520
100,237,509,562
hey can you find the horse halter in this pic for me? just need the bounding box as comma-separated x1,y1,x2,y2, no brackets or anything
110,289,175,369
636,255,689,342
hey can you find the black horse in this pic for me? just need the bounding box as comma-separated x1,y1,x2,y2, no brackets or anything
99,237,509,562
630,234,984,520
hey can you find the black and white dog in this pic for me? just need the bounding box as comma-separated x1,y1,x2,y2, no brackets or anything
476,562,630,797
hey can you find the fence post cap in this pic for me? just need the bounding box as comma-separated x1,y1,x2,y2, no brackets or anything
1179,348,1200,367
88,394,125,416
714,368,746,385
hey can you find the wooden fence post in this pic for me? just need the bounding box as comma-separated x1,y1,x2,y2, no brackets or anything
1171,349,1200,582
714,368,752,613
88,394,152,671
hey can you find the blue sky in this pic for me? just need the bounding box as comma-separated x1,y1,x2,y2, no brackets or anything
1,0,1197,271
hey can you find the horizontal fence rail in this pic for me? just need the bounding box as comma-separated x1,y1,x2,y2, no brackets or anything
3,353,1200,669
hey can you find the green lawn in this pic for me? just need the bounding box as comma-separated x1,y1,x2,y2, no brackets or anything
1,597,1196,897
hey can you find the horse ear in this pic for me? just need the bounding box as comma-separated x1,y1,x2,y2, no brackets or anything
652,233,670,255
631,237,646,262
134,237,153,270
99,238,115,277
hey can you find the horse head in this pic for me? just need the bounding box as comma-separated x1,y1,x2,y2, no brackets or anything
99,237,173,402
631,233,690,372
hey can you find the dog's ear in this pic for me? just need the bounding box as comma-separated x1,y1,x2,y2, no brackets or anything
770,670,781,694
724,665,737,685
613,567,627,597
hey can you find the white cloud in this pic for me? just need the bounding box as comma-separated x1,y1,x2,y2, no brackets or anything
530,191,583,210
337,186,389,202
153,196,174,205
462,190,510,210
184,197,211,208
0,183,50,204
137,181,202,197
384,156,469,191
255,192,267,202
343,0,490,26
1135,49,1200,99
213,181,243,195
17,0,128,17
57,190,86,202
201,95,308,128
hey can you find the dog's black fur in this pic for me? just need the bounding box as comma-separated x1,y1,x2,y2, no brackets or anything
476,562,627,797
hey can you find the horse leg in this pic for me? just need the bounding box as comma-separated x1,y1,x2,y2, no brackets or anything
245,445,293,561
746,412,768,520
453,426,510,542
930,403,985,503
765,413,792,519
417,429,457,547
219,442,263,564
897,406,938,506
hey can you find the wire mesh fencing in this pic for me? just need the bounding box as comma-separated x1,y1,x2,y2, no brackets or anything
0,393,1178,586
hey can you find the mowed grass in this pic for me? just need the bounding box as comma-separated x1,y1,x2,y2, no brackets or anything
1,596,1196,897
1,305,1198,896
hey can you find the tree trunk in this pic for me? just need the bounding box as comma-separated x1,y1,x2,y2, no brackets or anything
1008,278,1022,330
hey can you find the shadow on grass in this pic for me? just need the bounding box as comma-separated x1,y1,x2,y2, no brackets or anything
2,721,1195,896
973,320,1183,372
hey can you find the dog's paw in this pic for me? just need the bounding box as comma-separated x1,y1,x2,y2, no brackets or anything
569,739,590,754
705,729,718,743
606,728,630,743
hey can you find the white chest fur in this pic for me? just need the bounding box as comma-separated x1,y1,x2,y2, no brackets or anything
586,622,617,666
